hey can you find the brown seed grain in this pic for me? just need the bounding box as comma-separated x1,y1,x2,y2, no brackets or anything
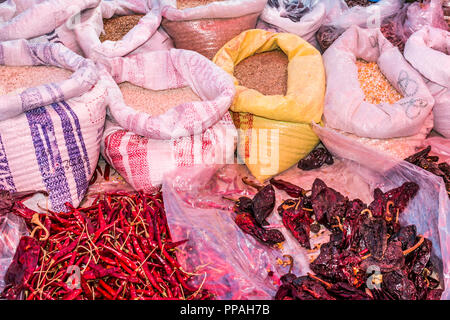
99,15,145,43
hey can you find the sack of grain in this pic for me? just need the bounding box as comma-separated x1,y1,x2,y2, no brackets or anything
73,0,171,61
257,0,327,47
101,114,237,191
0,39,108,211
0,0,100,55
315,0,404,52
404,26,450,139
160,0,267,59
99,47,237,190
213,29,325,182
101,48,236,140
323,25,434,142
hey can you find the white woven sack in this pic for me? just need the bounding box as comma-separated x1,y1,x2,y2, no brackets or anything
101,114,237,191
73,0,167,61
0,0,100,54
102,48,236,140
258,1,326,45
0,39,108,211
323,25,434,139
404,26,450,138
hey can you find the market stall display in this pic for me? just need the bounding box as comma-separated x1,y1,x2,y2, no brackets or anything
0,0,449,302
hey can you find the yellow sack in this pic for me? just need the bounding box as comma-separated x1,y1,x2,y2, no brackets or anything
213,29,325,182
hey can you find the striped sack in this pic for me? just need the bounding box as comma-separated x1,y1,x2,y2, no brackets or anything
0,39,108,211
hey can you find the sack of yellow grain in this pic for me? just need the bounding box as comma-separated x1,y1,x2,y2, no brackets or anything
160,0,266,59
213,29,325,182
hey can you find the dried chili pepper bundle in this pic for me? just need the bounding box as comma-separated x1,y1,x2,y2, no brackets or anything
270,178,306,198
297,147,334,171
229,183,285,247
235,212,285,246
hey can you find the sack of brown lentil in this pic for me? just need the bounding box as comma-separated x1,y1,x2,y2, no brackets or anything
0,39,109,212
213,29,325,182
315,0,404,52
99,48,237,190
257,0,327,47
73,0,171,61
160,0,267,59
0,0,100,55
404,26,450,139
322,25,435,158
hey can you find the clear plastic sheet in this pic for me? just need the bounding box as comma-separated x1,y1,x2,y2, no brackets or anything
160,0,266,59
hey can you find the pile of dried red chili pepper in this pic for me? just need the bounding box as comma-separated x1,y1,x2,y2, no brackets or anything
1,191,213,300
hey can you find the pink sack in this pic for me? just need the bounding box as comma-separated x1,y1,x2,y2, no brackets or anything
323,25,434,139
404,26,450,138
101,48,236,140
101,114,237,191
73,0,171,61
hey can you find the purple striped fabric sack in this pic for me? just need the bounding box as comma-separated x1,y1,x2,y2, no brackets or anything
0,39,108,211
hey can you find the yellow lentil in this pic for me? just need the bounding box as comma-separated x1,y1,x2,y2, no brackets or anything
356,59,403,105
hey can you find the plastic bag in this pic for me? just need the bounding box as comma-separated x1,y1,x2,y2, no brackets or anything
257,0,326,46
312,123,450,299
404,26,450,138
73,0,169,61
0,212,27,293
160,0,267,59
322,25,434,139
0,40,109,211
213,29,325,182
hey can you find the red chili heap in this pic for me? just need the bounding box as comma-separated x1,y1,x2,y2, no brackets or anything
1,191,213,300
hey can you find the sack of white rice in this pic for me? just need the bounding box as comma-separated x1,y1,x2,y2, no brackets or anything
160,0,267,59
0,0,101,55
73,0,172,61
0,39,108,211
404,26,450,139
99,48,237,190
